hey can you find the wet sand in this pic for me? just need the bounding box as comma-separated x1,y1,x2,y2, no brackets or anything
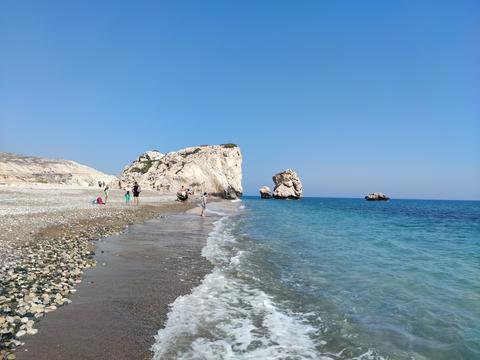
16,211,216,360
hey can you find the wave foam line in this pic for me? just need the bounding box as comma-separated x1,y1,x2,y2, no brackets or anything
152,217,327,360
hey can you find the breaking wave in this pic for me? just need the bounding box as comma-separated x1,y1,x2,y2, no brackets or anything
152,216,325,360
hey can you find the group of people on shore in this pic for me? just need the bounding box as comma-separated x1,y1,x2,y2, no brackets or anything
123,182,141,205
94,182,208,216
94,182,141,205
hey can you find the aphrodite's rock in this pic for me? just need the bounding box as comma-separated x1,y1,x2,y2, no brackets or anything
272,169,303,199
119,144,243,199
259,186,272,199
365,192,390,201
0,152,117,187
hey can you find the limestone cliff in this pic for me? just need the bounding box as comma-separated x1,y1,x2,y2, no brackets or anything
0,152,117,186
119,144,243,199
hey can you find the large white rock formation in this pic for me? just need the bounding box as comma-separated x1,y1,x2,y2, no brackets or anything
0,152,117,186
272,169,303,199
119,144,243,199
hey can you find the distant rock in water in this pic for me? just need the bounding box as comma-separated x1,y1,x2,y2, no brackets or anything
365,192,390,201
272,169,303,199
259,186,272,199
0,152,116,186
119,144,243,199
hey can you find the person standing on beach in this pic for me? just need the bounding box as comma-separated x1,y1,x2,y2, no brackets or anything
132,182,141,205
200,192,207,217
124,190,131,205
104,185,110,204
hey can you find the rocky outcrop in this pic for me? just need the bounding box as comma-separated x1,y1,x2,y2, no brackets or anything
272,169,303,199
0,152,116,186
365,192,390,201
119,144,243,199
259,186,272,199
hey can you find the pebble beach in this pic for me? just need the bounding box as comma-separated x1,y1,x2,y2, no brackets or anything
0,185,185,359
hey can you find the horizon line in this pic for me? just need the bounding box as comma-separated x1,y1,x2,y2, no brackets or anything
241,194,480,202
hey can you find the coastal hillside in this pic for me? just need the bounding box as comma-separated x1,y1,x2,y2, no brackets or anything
0,152,117,186
119,144,243,199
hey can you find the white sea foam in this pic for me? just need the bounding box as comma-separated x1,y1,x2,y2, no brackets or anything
152,216,330,360
204,208,228,216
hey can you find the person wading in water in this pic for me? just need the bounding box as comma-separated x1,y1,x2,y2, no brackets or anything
200,192,207,217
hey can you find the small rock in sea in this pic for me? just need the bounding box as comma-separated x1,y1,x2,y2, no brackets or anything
16,330,26,337
365,192,390,201
259,186,273,199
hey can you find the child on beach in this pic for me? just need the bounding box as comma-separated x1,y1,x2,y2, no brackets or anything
200,192,207,217
124,190,131,204
93,196,103,205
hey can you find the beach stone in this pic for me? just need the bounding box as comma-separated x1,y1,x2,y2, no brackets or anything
272,169,303,199
26,328,38,335
15,330,26,337
55,298,64,305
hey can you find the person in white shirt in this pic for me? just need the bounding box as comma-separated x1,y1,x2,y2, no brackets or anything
200,192,207,217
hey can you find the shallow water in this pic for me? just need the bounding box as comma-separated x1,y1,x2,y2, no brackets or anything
153,198,480,360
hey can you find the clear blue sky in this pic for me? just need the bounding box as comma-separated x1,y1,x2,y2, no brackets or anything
1,1,479,199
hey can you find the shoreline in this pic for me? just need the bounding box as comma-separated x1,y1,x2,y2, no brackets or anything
15,211,216,360
0,186,200,359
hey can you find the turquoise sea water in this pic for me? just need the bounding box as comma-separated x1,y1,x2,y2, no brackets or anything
153,198,480,360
